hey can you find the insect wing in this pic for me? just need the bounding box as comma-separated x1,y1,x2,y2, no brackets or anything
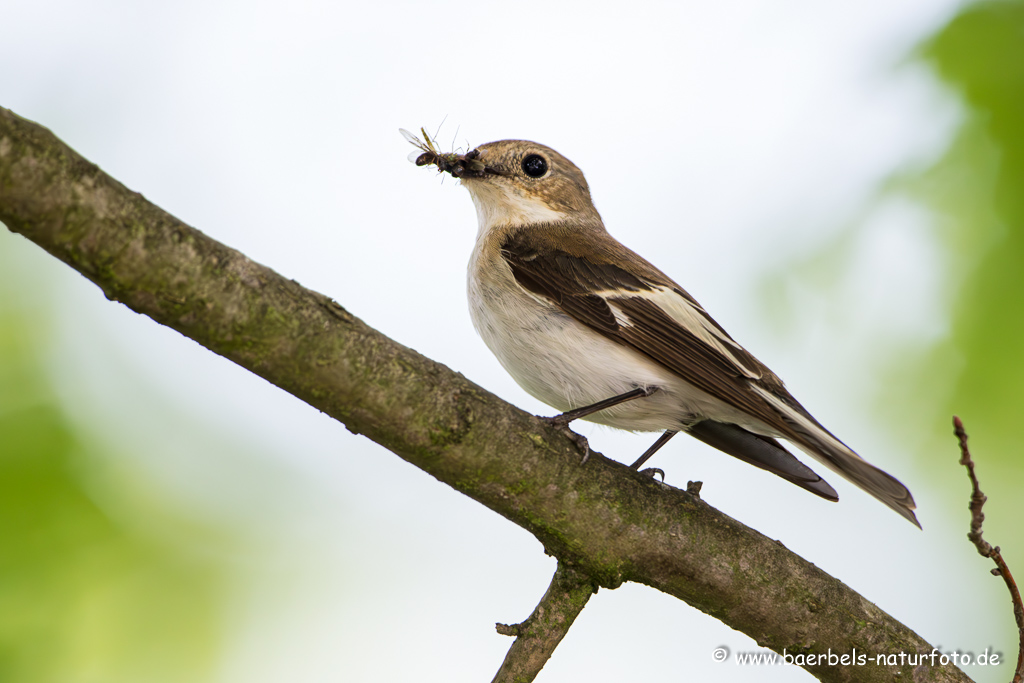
399,128,430,152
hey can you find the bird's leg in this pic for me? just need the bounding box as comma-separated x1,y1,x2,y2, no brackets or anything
549,387,657,425
630,430,678,479
543,386,659,464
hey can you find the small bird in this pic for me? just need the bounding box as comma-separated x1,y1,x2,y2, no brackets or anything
404,132,919,527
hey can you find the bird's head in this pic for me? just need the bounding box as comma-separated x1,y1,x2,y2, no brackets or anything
427,139,602,231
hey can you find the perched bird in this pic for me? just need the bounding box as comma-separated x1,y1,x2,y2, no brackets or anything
405,132,919,527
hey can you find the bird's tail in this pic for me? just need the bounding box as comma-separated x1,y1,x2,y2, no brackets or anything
687,421,838,502
790,430,920,528
752,386,920,527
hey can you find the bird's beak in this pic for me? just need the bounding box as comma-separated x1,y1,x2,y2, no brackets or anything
416,148,505,180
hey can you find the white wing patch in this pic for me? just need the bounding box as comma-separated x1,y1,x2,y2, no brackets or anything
606,301,633,328
598,286,762,379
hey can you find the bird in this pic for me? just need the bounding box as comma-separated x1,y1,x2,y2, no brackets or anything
404,132,919,527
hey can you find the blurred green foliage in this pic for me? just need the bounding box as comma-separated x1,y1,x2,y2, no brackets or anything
898,3,1024,670
913,0,1024,460
880,0,1024,649
878,0,1024,545
0,260,227,681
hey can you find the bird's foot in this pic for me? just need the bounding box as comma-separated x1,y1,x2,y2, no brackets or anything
542,415,591,464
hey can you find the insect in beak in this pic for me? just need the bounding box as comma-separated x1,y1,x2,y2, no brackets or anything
400,128,500,179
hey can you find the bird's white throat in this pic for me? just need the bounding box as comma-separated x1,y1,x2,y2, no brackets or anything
464,181,569,238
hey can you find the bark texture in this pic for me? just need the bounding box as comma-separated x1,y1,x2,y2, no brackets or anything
492,563,596,683
0,107,970,683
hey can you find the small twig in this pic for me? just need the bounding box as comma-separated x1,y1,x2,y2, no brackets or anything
953,416,1024,683
491,562,596,683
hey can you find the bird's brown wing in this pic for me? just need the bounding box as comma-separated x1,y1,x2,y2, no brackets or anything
501,226,799,431
500,226,919,525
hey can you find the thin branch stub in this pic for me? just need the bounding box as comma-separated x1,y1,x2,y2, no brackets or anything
953,416,1024,683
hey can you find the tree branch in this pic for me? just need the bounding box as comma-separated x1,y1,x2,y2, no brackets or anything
492,562,595,682
953,417,1024,683
0,106,971,683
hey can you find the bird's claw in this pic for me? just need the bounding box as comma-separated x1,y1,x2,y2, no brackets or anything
576,434,591,464
542,416,590,464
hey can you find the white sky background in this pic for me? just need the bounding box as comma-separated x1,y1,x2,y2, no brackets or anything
3,0,1014,681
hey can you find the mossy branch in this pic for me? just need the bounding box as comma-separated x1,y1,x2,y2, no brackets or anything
0,107,970,683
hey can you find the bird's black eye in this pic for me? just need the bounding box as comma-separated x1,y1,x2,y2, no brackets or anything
521,154,548,178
